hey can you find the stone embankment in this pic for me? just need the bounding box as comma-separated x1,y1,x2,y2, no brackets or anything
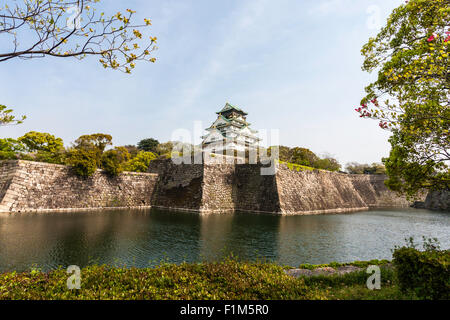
148,159,418,215
0,160,158,213
422,189,449,211
0,158,423,214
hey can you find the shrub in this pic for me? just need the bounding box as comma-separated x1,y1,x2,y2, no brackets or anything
65,148,98,177
100,147,131,176
392,237,449,300
0,260,324,300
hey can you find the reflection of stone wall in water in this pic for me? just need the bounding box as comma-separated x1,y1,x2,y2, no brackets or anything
0,160,158,213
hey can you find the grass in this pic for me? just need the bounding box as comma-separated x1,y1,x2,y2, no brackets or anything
300,265,417,300
0,259,417,300
278,160,318,172
298,259,391,270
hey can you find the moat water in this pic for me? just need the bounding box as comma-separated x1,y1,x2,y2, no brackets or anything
0,208,449,272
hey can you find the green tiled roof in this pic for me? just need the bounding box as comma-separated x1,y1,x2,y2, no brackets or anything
216,102,247,115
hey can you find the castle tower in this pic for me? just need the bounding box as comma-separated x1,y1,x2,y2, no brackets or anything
201,102,260,156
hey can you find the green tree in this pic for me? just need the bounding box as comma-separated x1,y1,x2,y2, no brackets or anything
358,0,449,196
345,162,387,175
0,0,157,73
122,145,140,158
74,133,112,165
0,104,26,126
65,148,98,177
345,162,366,174
124,151,157,172
371,163,387,175
314,157,341,172
290,147,320,167
74,133,112,153
268,146,292,162
100,147,131,176
155,141,174,157
18,131,63,153
137,138,159,153
0,138,25,159
18,131,65,164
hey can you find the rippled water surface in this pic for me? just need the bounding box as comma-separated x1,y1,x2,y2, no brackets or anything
0,208,449,271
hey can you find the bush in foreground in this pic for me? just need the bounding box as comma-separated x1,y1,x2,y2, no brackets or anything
0,260,324,300
392,238,449,300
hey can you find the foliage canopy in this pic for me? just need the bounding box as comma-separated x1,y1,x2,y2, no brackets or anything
0,0,157,73
358,0,449,196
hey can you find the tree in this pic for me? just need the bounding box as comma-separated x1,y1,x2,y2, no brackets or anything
0,104,26,125
65,148,98,177
346,162,366,174
100,146,130,176
74,133,112,153
124,151,157,172
122,145,139,158
268,146,292,162
0,0,157,73
345,162,386,175
267,146,318,165
18,131,65,164
314,157,341,172
18,131,63,153
0,138,25,159
73,133,112,167
290,147,320,167
155,141,173,158
358,0,449,196
371,162,387,175
137,138,159,153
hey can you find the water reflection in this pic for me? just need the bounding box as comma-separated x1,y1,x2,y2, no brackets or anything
199,213,234,261
0,208,449,272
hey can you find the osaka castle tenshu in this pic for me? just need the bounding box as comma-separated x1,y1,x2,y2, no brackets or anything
201,103,261,155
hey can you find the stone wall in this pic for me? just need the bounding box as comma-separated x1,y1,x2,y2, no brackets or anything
275,165,367,214
275,164,415,214
201,164,281,213
233,164,280,213
0,160,19,206
148,160,204,211
0,159,421,215
423,189,450,211
0,160,158,213
201,164,235,212
146,159,415,215
348,174,413,208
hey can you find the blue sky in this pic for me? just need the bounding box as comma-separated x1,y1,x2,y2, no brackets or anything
0,0,404,166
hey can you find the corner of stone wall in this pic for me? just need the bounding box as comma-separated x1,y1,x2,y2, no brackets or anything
0,160,21,212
